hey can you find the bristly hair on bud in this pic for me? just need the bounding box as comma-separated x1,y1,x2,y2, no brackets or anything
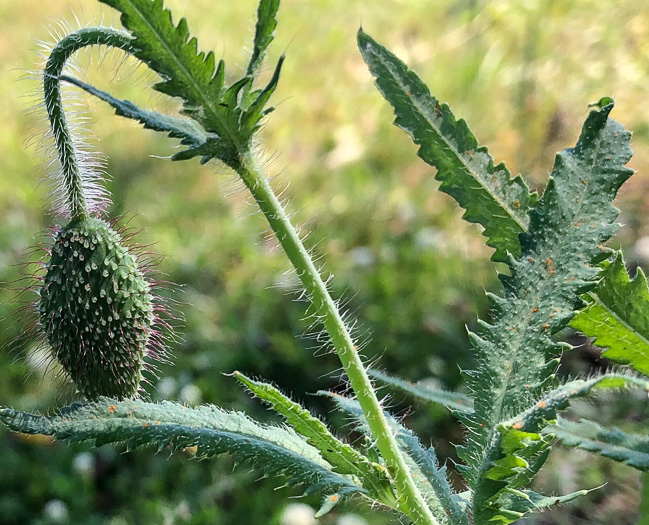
37,216,170,400
23,21,174,400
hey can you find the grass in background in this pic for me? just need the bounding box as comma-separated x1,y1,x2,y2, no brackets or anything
1,1,648,523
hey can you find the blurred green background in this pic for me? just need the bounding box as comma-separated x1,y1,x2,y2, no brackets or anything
1,0,649,523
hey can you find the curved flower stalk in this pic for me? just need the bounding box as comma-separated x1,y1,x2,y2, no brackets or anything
3,0,649,523
35,27,168,400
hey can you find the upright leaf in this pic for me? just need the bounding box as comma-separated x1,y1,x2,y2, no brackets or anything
0,399,364,504
358,30,538,262
98,0,283,167
446,98,631,523
246,0,280,78
571,252,649,377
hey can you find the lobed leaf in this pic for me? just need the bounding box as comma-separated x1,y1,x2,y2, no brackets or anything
98,0,283,168
232,372,396,508
454,98,632,523
358,30,538,263
0,399,364,503
571,252,649,377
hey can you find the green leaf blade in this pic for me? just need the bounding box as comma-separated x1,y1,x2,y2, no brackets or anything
571,252,649,377
368,368,473,413
0,399,365,499
358,29,538,262
60,75,209,152
457,101,632,523
246,0,280,78
233,372,395,507
548,418,649,471
98,0,282,167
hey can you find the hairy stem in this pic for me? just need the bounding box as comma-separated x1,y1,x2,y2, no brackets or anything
237,151,438,525
45,24,438,524
44,27,136,218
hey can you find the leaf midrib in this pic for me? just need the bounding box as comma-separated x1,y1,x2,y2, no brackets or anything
121,0,244,155
472,122,610,492
373,49,529,236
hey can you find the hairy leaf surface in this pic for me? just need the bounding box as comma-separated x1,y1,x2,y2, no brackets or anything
369,368,474,413
571,252,649,377
448,98,632,522
246,0,280,78
321,391,470,525
0,399,364,500
98,0,282,167
60,75,212,161
547,418,649,470
233,372,395,506
358,30,538,262
488,488,595,525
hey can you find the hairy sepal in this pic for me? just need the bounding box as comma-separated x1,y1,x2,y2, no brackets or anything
97,0,283,168
357,30,538,263
571,251,649,377
38,217,155,400
0,399,365,504
233,372,396,508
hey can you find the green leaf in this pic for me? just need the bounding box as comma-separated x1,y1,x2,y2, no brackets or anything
482,371,648,522
453,100,633,523
98,0,282,168
368,368,473,413
232,372,396,507
246,0,280,78
571,252,649,377
320,391,470,525
487,488,596,525
60,75,211,161
0,399,365,501
547,418,649,471
500,373,649,433
357,30,538,263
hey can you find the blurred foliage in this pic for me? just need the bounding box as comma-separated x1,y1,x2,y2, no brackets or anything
1,0,649,523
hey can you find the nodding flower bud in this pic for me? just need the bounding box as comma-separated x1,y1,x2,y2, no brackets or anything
38,216,154,400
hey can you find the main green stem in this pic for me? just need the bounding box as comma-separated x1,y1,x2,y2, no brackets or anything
44,27,135,219
46,25,437,525
237,151,438,525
